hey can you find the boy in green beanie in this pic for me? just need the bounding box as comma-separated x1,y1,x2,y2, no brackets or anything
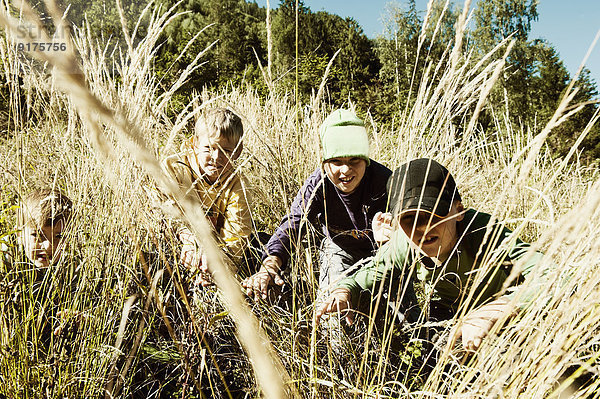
242,109,393,304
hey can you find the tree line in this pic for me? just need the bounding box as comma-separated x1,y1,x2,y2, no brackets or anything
20,0,600,160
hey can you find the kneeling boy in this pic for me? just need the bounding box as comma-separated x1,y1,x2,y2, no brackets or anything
316,158,546,351
162,108,252,285
17,189,72,272
9,188,79,339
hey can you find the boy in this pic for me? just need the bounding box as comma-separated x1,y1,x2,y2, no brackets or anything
17,189,72,271
315,158,546,352
162,108,252,285
7,188,78,339
242,109,392,303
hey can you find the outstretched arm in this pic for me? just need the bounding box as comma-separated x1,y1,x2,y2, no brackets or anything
241,255,284,301
449,296,513,352
313,288,354,326
179,227,213,286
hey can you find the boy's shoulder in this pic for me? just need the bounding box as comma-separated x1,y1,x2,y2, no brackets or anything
460,208,511,256
462,208,492,230
460,208,494,241
364,160,392,190
302,167,326,189
221,168,247,192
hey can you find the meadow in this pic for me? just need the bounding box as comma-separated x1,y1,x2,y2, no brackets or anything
1,0,599,397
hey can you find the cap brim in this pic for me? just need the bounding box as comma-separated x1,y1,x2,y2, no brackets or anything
399,196,452,218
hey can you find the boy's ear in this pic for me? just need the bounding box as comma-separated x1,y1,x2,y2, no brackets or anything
232,141,243,160
455,201,465,221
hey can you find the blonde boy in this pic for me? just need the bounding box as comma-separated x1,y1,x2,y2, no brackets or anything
17,189,72,270
10,189,86,340
162,108,252,285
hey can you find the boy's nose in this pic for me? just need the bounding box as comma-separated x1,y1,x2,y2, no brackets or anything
40,239,51,251
339,164,351,173
413,223,428,235
212,148,226,163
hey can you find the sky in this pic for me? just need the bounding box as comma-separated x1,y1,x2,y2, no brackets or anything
255,0,600,86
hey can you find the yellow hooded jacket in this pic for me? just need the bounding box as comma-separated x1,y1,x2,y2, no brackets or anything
162,147,252,263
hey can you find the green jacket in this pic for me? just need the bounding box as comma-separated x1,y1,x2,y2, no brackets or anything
338,209,545,320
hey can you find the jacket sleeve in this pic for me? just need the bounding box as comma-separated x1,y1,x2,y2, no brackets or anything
466,211,548,307
497,228,547,307
264,171,323,268
220,176,253,262
337,230,422,322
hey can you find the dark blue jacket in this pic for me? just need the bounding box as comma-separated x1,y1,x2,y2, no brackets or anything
264,160,392,268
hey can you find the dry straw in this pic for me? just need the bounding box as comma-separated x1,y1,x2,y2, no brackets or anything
0,0,293,397
1,0,600,397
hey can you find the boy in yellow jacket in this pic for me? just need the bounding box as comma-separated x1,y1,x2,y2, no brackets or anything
162,108,252,285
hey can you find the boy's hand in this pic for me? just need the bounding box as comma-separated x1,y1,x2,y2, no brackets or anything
54,309,87,336
179,228,203,271
241,255,283,301
314,288,354,326
195,253,214,287
450,296,513,352
372,212,394,245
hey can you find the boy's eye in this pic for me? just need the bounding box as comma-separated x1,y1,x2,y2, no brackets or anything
32,231,45,239
55,233,63,239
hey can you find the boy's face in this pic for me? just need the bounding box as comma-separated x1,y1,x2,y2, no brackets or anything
192,133,241,184
18,219,66,268
323,157,367,194
398,201,464,262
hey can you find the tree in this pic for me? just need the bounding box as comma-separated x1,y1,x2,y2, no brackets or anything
374,0,420,119
544,65,600,161
153,0,268,112
470,1,599,160
470,0,539,125
306,12,378,105
373,0,457,121
57,0,149,48
270,0,311,74
528,39,570,123
471,0,538,53
270,1,377,107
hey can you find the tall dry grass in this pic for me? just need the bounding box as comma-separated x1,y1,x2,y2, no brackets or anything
0,0,599,398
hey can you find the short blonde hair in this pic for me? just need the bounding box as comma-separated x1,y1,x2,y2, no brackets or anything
195,108,243,143
17,189,73,229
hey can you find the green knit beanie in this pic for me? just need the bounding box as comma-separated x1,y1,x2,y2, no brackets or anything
320,109,370,165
